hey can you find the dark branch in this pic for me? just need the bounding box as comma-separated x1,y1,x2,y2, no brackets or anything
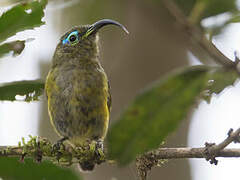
136,128,240,180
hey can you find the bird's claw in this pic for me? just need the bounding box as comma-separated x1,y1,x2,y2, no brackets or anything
96,140,103,150
52,137,68,162
88,140,104,156
52,137,68,151
95,140,105,160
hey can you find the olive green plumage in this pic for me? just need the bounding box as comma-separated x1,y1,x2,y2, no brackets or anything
46,25,110,146
45,19,128,170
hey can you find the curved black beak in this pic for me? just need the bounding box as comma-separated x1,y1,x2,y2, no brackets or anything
83,19,129,38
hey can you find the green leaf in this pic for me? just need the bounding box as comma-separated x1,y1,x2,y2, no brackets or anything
201,0,237,20
0,80,45,102
173,0,197,15
172,0,237,19
204,67,239,103
0,157,81,180
172,0,237,30
228,14,240,23
0,0,47,43
0,40,25,58
107,66,210,165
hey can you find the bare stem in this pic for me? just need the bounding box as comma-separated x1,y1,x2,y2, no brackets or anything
162,0,236,68
136,128,240,180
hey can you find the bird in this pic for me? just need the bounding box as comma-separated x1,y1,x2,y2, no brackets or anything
45,19,128,170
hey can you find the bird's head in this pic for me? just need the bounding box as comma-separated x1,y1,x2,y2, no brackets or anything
53,19,128,65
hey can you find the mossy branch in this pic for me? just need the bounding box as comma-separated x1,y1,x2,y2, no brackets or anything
0,127,240,180
0,136,106,167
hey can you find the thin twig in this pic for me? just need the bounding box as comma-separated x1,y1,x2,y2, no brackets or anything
136,128,240,180
162,0,236,68
139,147,240,159
209,128,240,152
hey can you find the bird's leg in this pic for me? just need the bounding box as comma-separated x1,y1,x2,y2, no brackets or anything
95,140,104,158
53,136,68,150
52,137,68,162
88,140,103,155
36,141,43,163
96,139,103,150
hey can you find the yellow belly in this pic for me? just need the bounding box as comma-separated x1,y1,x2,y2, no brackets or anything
45,66,110,146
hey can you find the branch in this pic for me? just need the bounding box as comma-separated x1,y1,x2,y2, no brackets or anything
162,0,236,68
0,136,106,167
0,128,239,180
136,128,240,180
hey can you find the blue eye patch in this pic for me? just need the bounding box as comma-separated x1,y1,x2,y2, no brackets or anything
62,30,79,45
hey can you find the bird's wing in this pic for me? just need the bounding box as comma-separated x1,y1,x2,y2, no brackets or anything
107,80,112,114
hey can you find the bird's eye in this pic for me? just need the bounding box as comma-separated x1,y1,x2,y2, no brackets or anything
69,35,77,42
62,30,79,45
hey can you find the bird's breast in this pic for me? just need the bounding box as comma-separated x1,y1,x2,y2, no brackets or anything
46,63,110,144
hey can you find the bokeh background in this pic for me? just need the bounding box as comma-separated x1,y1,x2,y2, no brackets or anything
1,0,240,179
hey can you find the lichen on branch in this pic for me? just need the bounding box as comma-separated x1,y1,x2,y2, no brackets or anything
0,136,106,167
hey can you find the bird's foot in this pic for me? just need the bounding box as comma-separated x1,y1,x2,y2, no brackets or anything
53,137,68,151
52,137,68,161
87,140,104,165
95,140,105,161
88,140,104,156
36,141,43,163
88,140,96,153
96,140,103,150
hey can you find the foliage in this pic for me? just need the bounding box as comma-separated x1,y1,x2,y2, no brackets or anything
0,0,47,57
0,0,47,43
204,68,239,103
173,0,238,37
0,80,45,101
0,157,81,180
107,66,239,164
107,66,209,164
0,40,25,58
173,0,237,21
0,0,240,179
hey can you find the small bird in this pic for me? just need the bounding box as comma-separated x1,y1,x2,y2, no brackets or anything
45,19,128,170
